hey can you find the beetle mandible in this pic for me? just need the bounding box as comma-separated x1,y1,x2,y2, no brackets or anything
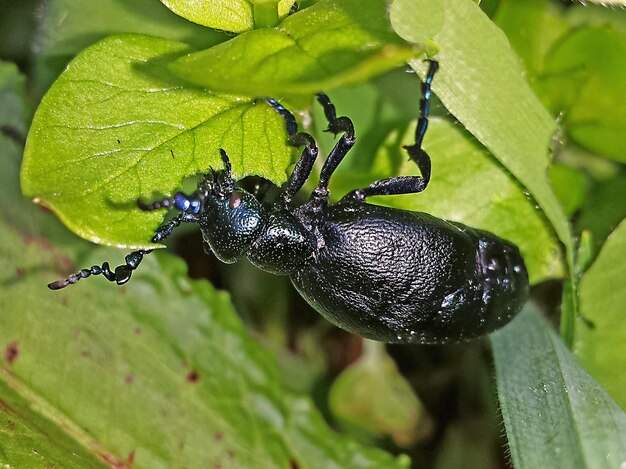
49,61,529,344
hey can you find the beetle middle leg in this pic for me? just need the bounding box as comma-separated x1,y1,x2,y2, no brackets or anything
308,93,357,205
343,60,439,202
265,98,319,205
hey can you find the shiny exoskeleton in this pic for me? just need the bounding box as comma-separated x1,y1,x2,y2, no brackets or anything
49,61,529,344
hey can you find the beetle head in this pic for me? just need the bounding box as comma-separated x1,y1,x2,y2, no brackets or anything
199,151,266,264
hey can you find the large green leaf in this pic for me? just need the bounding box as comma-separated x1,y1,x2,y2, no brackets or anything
3,69,406,469
169,0,419,96
1,242,406,468
160,0,296,32
492,307,626,468
576,220,626,410
0,379,105,468
22,34,294,249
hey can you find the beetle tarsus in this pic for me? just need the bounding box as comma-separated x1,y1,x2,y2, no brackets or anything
138,197,174,211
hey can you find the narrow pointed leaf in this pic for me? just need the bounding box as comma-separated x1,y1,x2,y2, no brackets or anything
492,307,626,468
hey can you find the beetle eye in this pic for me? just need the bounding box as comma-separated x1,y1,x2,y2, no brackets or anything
228,191,242,209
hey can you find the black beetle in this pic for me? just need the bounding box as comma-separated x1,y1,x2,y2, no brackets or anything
49,61,529,344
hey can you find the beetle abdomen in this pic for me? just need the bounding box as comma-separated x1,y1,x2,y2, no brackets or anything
291,202,529,344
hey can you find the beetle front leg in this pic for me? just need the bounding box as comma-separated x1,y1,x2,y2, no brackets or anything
49,203,201,290
150,212,200,243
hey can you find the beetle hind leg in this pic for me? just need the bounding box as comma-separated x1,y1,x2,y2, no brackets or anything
342,60,438,202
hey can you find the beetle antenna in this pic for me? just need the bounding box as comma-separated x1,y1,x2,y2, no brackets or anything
138,197,174,211
219,148,232,177
138,192,202,214
48,249,151,290
48,209,201,290
214,149,236,194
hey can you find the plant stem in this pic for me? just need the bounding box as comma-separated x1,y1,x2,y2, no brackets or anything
253,1,279,28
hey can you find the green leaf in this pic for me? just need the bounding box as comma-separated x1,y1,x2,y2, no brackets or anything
538,26,626,163
21,34,294,249
169,0,419,96
548,163,586,217
389,0,444,44
1,248,406,468
576,220,626,410
492,0,568,77
328,341,431,447
492,306,626,468
331,119,563,284
4,81,406,467
34,0,226,93
0,379,106,468
576,175,626,253
160,0,295,33
0,61,29,135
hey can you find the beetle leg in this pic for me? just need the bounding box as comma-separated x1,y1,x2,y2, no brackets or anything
342,60,438,202
310,94,356,204
150,212,199,243
265,98,319,204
